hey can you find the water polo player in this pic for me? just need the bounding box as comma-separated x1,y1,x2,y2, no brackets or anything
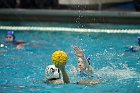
125,37,140,52
44,50,100,85
44,65,63,84
74,46,94,76
5,31,25,49
44,51,70,84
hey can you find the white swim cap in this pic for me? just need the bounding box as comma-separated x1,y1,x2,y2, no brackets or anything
45,65,60,80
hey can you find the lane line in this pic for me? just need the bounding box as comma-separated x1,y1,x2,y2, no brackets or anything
0,26,140,33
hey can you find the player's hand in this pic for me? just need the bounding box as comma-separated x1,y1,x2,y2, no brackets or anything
74,46,84,57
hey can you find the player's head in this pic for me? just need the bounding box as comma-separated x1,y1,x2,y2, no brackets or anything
45,65,60,80
6,31,15,42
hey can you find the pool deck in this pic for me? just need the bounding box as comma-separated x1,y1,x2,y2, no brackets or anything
0,9,140,24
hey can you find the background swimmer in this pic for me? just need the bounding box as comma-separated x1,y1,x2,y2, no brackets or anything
5,31,25,49
138,36,140,46
125,37,140,52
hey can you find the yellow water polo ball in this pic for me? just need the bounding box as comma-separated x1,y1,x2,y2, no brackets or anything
51,50,68,67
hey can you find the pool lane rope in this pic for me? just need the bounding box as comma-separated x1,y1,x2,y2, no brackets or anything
0,26,140,34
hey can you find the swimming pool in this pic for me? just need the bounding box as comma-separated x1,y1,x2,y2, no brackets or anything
0,22,140,93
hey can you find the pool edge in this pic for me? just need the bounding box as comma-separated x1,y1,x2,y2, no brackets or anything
0,9,140,24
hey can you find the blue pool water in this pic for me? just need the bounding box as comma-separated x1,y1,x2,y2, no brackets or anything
0,22,140,93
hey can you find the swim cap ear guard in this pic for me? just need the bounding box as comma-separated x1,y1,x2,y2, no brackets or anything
45,65,60,80
86,57,90,65
6,31,15,40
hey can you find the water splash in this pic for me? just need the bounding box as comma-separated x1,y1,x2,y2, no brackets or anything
95,66,138,82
